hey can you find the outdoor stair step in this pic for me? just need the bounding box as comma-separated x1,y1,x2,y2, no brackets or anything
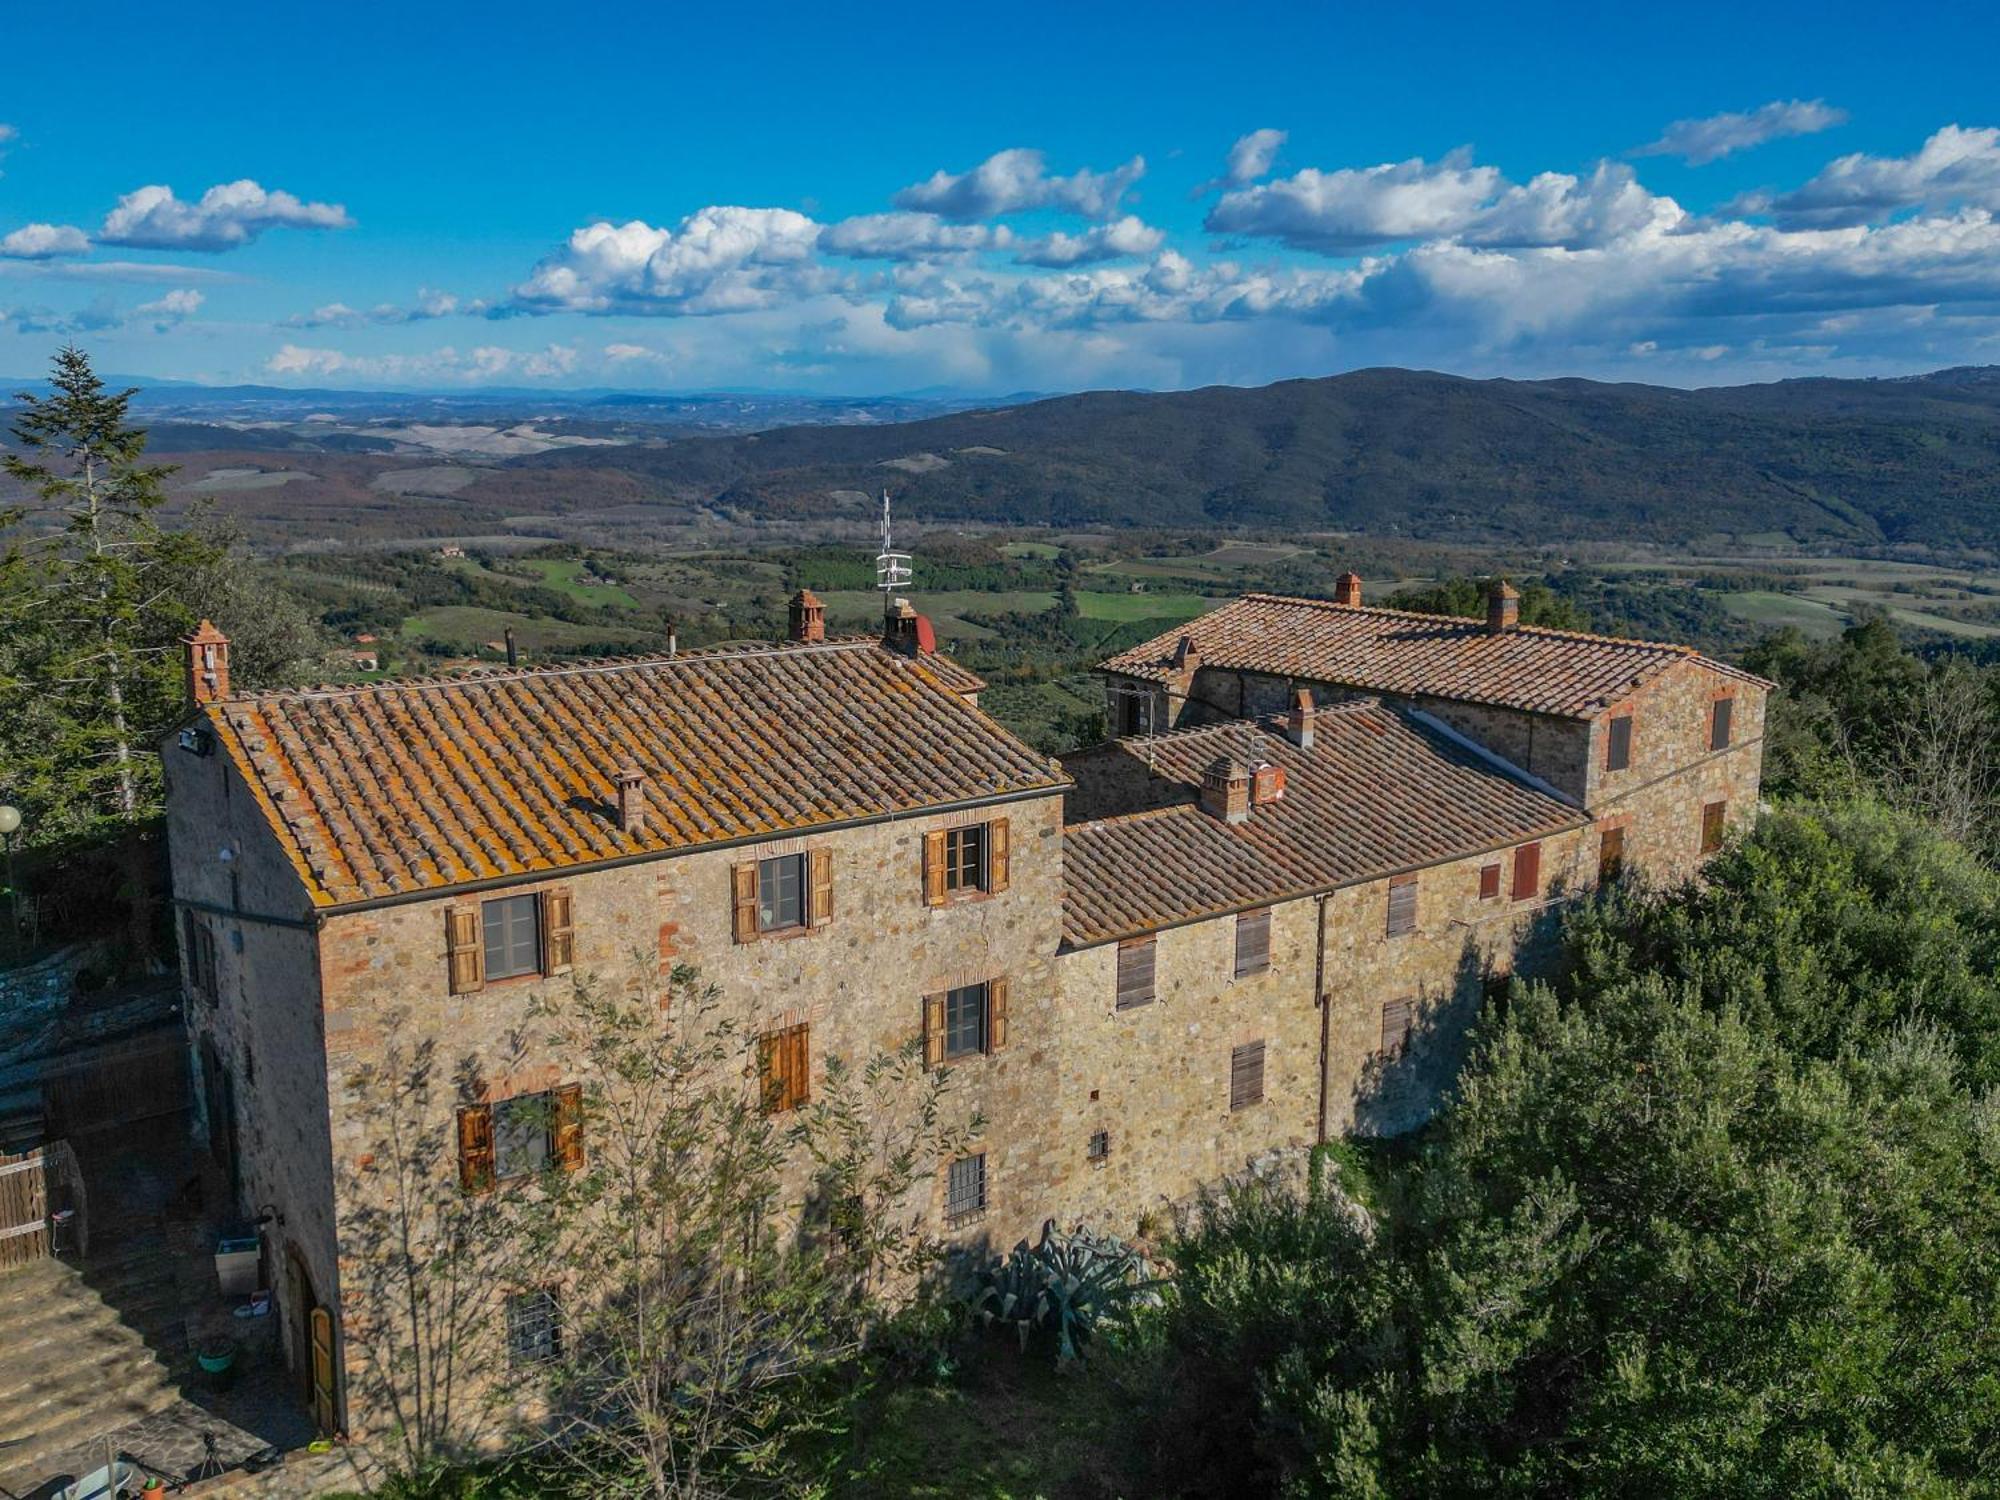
0,1350,175,1443
0,1277,184,1342
0,1316,176,1392
0,1377,181,1489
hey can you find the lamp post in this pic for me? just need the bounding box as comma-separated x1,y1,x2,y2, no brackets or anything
0,805,20,956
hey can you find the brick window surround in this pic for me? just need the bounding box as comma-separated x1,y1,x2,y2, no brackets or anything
1233,908,1272,978
1606,713,1634,772
1229,1041,1266,1111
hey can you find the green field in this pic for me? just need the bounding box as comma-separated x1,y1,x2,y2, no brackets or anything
1075,590,1214,622
1720,591,1846,637
508,557,640,608
998,541,1061,559
402,605,648,653
817,589,1059,641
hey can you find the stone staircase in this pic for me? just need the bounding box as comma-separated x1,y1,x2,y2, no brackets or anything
0,1239,185,1497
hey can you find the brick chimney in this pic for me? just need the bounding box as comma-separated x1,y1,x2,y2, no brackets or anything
1250,760,1287,805
1173,633,1201,676
884,598,937,656
185,620,231,705
614,763,646,835
1200,756,1251,824
1334,572,1363,607
1487,578,1520,635
788,589,825,644
1287,687,1315,750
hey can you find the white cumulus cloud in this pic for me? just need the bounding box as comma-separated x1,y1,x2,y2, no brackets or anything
265,342,580,383
0,222,90,259
819,212,1006,261
1635,99,1847,165
512,207,827,315
1750,125,2000,229
1012,216,1166,267
99,180,353,251
893,148,1145,221
1206,151,1504,250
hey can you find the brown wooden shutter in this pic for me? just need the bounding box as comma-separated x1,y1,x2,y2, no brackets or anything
1598,826,1626,884
789,1023,810,1108
1380,997,1415,1054
1116,937,1156,1009
922,830,949,907
540,887,575,975
1606,714,1634,771
1512,841,1542,901
457,1104,495,1192
1710,696,1734,751
986,817,1011,893
923,991,947,1067
986,976,1010,1053
1234,909,1271,978
446,906,485,994
552,1083,585,1171
1702,800,1727,854
1229,1040,1265,1111
808,847,834,928
1478,862,1501,900
1386,877,1418,936
731,862,761,943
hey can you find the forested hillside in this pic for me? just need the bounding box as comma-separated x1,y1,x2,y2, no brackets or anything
515,366,2000,549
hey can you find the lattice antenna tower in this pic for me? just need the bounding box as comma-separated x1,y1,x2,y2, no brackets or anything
875,490,913,599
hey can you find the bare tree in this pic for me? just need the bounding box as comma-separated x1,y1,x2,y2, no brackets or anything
1885,660,2000,854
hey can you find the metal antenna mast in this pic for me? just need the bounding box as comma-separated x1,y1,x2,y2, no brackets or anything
875,489,912,600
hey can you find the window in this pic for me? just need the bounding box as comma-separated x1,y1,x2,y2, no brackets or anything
1598,826,1626,884
923,978,1009,1065
1512,841,1542,902
944,824,986,894
457,1085,583,1192
946,1153,987,1221
1087,1130,1111,1163
944,982,988,1061
1606,713,1634,772
758,854,806,932
923,819,1011,905
1386,877,1418,937
1701,800,1727,855
507,1289,561,1367
1710,697,1735,751
182,910,219,999
1117,691,1150,736
1233,908,1272,978
1229,1041,1266,1111
1478,862,1501,901
482,894,541,981
757,1023,810,1114
1116,936,1156,1009
1381,997,1415,1056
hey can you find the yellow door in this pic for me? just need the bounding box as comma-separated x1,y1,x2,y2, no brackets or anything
309,1306,338,1435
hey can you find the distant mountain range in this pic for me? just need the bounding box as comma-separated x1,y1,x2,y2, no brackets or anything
513,366,2000,550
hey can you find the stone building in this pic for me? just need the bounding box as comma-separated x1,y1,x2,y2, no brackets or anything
160,575,1768,1437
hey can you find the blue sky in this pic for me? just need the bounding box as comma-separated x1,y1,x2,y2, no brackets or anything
4,0,2000,394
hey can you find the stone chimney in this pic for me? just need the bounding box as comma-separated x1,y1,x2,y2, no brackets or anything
1487,578,1521,635
884,598,937,656
1287,687,1315,750
1334,571,1363,607
1200,756,1251,824
614,763,646,835
1173,633,1201,676
185,620,231,705
1250,760,1287,805
504,627,519,667
788,589,826,644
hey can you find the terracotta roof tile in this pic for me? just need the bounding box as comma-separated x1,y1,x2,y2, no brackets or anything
1060,703,1586,948
1101,593,1772,719
209,640,1063,907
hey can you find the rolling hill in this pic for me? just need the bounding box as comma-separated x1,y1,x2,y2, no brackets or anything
511,366,2000,550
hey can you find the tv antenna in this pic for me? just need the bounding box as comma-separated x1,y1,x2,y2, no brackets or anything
875,490,913,597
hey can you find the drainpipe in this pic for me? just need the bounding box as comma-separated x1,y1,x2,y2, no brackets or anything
1314,891,1331,1145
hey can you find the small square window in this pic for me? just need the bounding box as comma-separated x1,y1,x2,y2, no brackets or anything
507,1289,561,1367
758,854,806,931
493,1091,554,1180
482,893,541,980
1477,863,1501,901
946,1153,987,1221
1233,908,1271,978
943,982,988,1061
1386,878,1418,937
1606,714,1634,773
1710,697,1734,751
943,825,987,895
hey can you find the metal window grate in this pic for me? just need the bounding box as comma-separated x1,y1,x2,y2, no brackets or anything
507,1288,561,1366
946,1153,987,1220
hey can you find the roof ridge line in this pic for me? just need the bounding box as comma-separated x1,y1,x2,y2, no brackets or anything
1237,592,1699,656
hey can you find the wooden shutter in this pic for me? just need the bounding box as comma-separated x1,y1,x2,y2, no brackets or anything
1386,877,1418,936
1116,937,1156,1009
552,1084,584,1171
808,847,834,928
986,817,1011,893
922,830,949,907
788,1024,810,1108
1598,826,1625,884
986,977,1009,1053
1479,862,1501,900
1229,1041,1265,1111
446,906,485,994
1512,842,1542,901
457,1104,495,1192
540,887,575,975
1234,909,1271,977
1702,800,1727,854
1380,997,1415,1055
731,862,760,943
923,991,947,1067
1606,714,1633,771
757,1024,811,1112
1710,697,1734,751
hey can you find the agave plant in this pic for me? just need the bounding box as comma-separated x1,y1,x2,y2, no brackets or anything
965,1219,1159,1365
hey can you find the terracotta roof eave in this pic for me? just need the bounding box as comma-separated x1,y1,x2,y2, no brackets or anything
1058,807,1590,952
311,777,1071,917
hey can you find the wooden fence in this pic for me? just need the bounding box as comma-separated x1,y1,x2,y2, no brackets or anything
42,1030,189,1139
0,1141,83,1271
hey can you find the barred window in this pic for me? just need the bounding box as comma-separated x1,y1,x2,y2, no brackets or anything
1233,908,1271,978
506,1289,561,1367
946,1153,987,1221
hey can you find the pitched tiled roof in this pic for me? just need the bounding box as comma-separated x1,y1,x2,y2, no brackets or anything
206,640,1062,907
1101,593,1771,719
1060,703,1586,948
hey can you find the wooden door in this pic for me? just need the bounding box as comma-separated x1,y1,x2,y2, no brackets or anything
309,1306,338,1435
